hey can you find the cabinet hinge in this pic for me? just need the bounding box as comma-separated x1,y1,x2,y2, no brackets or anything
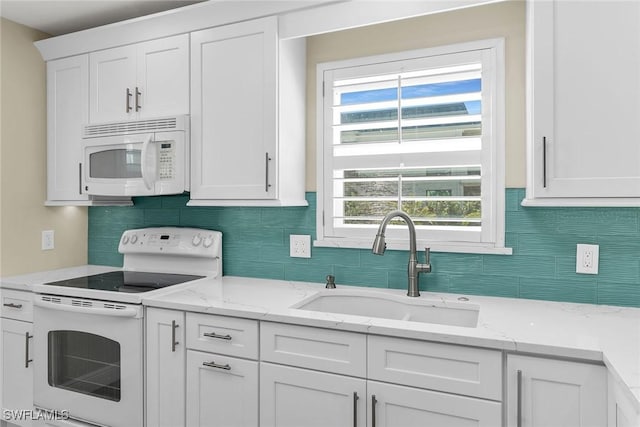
322,81,325,98
322,211,325,226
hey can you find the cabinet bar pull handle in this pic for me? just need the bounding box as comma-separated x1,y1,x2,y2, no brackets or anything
542,136,547,188
371,394,377,427
203,361,231,370
517,369,523,427
126,88,133,112
79,163,83,195
25,332,33,368
265,152,272,192
3,303,23,309
135,87,142,111
171,320,179,352
353,392,359,427
203,332,232,340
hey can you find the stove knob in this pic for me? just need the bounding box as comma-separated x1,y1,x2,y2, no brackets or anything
203,236,214,248
130,234,138,244
192,235,202,247
122,235,130,245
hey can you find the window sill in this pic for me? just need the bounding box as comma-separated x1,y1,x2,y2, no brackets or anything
314,238,513,255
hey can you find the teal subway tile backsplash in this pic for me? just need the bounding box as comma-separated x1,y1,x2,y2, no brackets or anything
88,190,640,308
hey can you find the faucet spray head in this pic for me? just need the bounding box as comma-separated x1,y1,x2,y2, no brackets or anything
372,233,387,255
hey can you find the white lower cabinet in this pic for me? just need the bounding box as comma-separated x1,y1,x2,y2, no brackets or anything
260,363,366,427
143,313,623,427
506,354,607,427
1,319,33,427
145,308,185,427
185,313,259,427
1,290,34,427
608,372,640,427
259,361,501,427
260,322,502,427
368,381,501,427
186,350,258,427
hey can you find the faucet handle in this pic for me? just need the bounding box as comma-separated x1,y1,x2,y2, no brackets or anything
424,247,431,264
325,274,336,289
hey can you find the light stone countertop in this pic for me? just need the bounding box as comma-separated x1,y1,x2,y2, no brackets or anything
142,275,640,411
2,269,638,411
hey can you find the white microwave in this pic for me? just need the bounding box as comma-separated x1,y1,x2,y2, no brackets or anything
81,116,188,197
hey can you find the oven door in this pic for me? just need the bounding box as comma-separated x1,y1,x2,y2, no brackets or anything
33,295,143,427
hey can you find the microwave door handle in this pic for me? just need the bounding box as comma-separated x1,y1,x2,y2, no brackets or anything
140,135,156,191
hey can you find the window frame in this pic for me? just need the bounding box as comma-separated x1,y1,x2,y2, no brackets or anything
315,39,511,255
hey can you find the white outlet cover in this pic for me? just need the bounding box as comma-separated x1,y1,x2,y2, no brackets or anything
576,243,599,274
42,230,55,251
290,235,311,258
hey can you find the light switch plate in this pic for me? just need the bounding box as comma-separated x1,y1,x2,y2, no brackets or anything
290,235,311,258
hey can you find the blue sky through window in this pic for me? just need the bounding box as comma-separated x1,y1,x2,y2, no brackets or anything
341,78,481,114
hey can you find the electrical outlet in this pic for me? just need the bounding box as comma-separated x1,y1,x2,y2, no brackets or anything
42,230,55,251
576,243,599,274
290,235,311,258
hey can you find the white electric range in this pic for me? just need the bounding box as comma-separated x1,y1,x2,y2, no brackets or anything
30,227,222,427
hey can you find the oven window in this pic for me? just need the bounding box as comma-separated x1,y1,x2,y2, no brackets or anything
89,149,142,179
48,331,121,402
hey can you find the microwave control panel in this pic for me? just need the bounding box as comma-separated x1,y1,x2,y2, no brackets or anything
158,142,175,180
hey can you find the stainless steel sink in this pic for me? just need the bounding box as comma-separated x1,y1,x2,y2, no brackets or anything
291,289,479,328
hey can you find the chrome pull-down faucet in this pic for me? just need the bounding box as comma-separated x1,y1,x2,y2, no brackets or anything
372,210,431,297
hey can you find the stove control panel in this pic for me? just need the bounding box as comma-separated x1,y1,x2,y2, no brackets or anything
119,227,222,258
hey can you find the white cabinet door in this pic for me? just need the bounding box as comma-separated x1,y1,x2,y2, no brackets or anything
46,55,89,203
507,355,607,427
608,372,640,427
190,17,278,201
136,34,189,119
260,363,366,427
526,0,640,204
1,319,33,427
186,350,258,427
368,380,501,427
90,34,188,123
145,308,185,427
89,45,136,123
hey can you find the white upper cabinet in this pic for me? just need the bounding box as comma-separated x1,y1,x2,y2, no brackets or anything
525,0,640,206
89,34,189,123
189,17,307,206
46,54,90,204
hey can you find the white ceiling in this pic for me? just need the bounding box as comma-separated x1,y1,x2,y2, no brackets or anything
0,0,206,36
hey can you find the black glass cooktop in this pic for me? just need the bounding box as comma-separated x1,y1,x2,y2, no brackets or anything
43,271,204,293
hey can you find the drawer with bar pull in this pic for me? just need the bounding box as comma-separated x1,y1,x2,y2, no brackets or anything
1,289,33,322
186,312,258,359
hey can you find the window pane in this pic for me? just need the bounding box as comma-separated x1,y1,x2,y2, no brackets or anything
321,44,502,245
343,200,398,223
401,78,481,99
340,127,399,144
335,167,481,228
401,122,481,140
341,87,398,105
402,200,482,227
344,181,398,197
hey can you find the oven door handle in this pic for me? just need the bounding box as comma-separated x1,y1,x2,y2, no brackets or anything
33,298,140,318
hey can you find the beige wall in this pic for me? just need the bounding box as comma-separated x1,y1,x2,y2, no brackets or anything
0,18,88,276
305,0,526,190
